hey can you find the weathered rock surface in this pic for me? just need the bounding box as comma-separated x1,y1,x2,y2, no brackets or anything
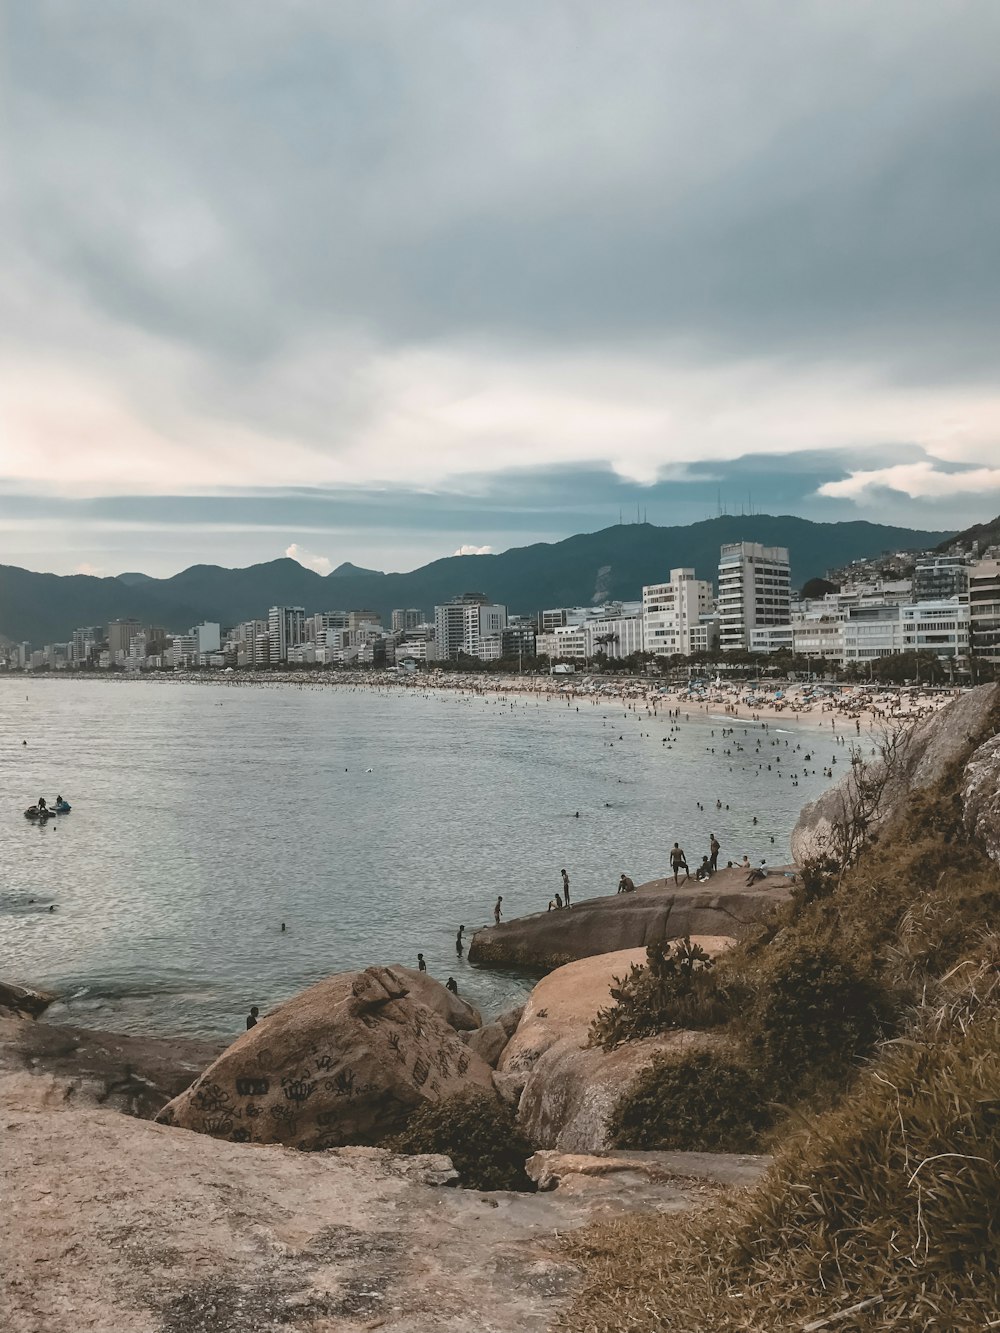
157,964,494,1149
0,1013,224,1119
792,683,1000,865
2,1073,753,1333
962,731,1000,864
462,1003,525,1068
469,869,787,969
0,978,57,1018
500,946,729,1151
527,1148,770,1194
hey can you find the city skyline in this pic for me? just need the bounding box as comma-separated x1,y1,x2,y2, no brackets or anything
3,4,1000,576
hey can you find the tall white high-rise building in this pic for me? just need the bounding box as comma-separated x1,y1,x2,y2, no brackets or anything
268,606,306,662
434,594,507,660
642,568,714,657
717,543,791,652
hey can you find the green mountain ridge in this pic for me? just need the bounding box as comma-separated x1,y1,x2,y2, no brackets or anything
0,515,953,644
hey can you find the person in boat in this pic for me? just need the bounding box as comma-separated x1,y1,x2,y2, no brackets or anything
37,797,48,814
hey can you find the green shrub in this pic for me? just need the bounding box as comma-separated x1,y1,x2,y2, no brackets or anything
749,941,892,1093
608,1049,773,1152
386,1090,535,1192
589,938,730,1051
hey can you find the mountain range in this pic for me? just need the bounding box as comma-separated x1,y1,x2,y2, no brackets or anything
0,514,956,645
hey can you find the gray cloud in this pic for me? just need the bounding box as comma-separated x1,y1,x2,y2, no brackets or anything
1,1,999,555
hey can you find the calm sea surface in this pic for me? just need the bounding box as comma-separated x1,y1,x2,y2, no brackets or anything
0,678,839,1039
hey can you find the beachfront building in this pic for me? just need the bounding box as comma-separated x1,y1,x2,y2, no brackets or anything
717,543,791,652
749,624,794,654
391,608,424,632
642,568,714,658
912,555,971,602
268,606,306,662
969,558,1000,664
842,599,969,668
688,613,721,656
791,612,847,665
901,599,969,658
536,606,643,662
434,593,507,660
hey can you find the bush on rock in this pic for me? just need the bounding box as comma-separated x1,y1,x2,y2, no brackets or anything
387,1090,535,1192
608,1050,772,1153
589,938,729,1051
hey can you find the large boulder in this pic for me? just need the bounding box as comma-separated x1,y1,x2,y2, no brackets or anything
792,684,1000,865
499,944,730,1151
962,732,1000,863
469,870,787,970
156,965,494,1150
461,1003,525,1069
0,979,57,1019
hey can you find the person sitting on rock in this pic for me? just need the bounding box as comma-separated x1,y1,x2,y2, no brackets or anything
618,873,636,894
446,977,458,994
246,1005,259,1030
696,855,713,882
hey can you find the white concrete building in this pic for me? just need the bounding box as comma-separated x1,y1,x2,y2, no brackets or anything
749,624,794,654
842,599,969,666
268,606,306,662
969,559,1000,663
433,595,507,660
193,622,221,655
643,568,714,657
792,613,846,664
717,543,791,652
901,599,969,657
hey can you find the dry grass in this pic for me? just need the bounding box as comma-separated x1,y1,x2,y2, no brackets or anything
559,728,1000,1331
562,966,1000,1331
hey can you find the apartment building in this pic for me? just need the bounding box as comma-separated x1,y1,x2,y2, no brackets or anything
642,568,714,657
717,543,790,651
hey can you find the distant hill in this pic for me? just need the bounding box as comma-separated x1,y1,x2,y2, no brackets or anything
116,572,156,586
329,561,383,578
935,512,1000,554
0,515,953,644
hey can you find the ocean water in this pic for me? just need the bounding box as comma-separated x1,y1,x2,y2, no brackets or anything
0,678,840,1039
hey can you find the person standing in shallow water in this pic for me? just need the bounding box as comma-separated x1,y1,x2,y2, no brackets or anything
561,868,571,907
246,1006,259,1030
494,896,503,924
456,925,464,955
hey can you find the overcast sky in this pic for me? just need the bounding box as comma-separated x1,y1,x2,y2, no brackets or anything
2,1,999,577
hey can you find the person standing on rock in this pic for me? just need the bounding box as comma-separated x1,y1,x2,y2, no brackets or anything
709,834,721,873
561,868,571,907
494,896,503,924
246,1006,259,1030
417,953,427,972
669,843,690,885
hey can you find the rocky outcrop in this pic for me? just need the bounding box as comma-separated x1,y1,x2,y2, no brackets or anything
526,1148,770,1194
4,1073,757,1333
792,683,1000,865
0,978,57,1018
157,965,495,1149
469,870,787,970
462,1003,525,1068
962,732,1000,864
0,1014,224,1119
499,945,730,1151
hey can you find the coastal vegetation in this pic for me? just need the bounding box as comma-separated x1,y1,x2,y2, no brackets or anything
568,707,1000,1330
386,1089,535,1192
